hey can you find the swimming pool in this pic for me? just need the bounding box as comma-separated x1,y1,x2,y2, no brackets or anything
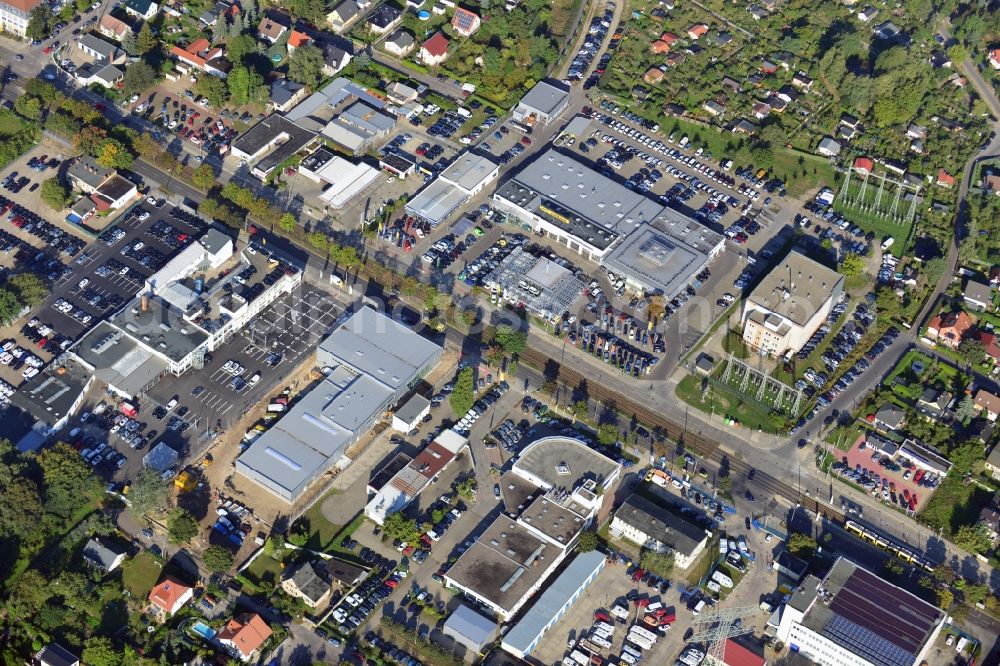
191,621,216,639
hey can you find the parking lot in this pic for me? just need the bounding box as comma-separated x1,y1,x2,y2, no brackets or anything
143,283,342,453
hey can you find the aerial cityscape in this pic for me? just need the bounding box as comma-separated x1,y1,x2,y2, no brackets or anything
0,0,998,664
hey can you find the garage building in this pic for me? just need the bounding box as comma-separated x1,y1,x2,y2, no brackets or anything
442,604,497,654
405,152,499,227
513,79,571,126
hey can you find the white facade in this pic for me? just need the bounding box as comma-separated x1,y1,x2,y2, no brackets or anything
0,0,37,37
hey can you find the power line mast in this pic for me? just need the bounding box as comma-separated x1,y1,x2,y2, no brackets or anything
688,605,761,664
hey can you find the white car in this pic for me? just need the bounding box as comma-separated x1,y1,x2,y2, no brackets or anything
23,368,38,380
146,196,156,205
78,278,89,290
138,211,150,221
133,241,144,251
248,372,260,386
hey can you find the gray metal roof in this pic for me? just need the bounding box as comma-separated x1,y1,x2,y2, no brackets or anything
143,441,179,471
83,537,125,570
502,550,605,655
407,178,471,225
440,152,499,191
613,494,708,557
340,101,395,134
517,78,570,118
107,294,210,363
395,393,430,424
318,307,441,391
562,115,591,137
602,222,711,299
496,149,664,250
9,358,92,428
79,33,119,61
36,643,80,666
442,604,496,649
72,322,169,398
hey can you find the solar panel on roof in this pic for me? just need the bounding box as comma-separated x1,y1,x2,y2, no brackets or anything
823,614,913,666
453,9,476,31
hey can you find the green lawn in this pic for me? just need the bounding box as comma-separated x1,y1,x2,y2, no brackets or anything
675,373,790,433
0,111,27,137
122,551,163,599
243,551,284,591
919,474,993,535
832,198,914,257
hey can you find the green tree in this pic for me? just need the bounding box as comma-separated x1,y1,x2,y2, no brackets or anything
937,587,954,610
8,273,49,307
123,61,156,95
128,468,171,518
947,44,968,64
136,21,157,55
286,0,327,23
14,96,41,121
36,442,100,516
26,4,52,41
95,138,134,169
0,287,22,325
83,637,122,666
279,211,297,233
597,422,619,447
191,163,216,190
958,338,986,366
383,512,422,544
226,34,260,62
227,65,266,106
639,548,674,578
787,532,818,558
196,75,228,108
493,324,527,357
923,257,947,284
203,545,235,572
449,367,474,416
955,393,976,424
121,29,138,56
287,43,325,88
40,177,71,210
839,252,864,277
953,524,992,554
167,508,200,543
577,531,599,552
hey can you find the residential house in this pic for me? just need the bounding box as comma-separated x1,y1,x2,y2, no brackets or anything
989,49,1000,70
327,0,362,31
748,4,768,20
852,156,874,174
716,31,732,45
926,310,975,348
906,124,927,140
792,71,813,91
983,173,1000,194
731,118,756,134
817,137,841,157
768,95,787,113
386,81,418,105
198,0,236,26
659,31,678,46
148,576,194,616
857,5,878,21
124,0,157,20
78,33,124,64
975,330,1000,364
643,67,664,84
970,418,994,445
170,38,232,78
451,7,480,37
82,537,127,572
366,4,402,34
777,85,799,104
257,16,289,44
687,23,708,40
873,403,906,433
322,43,352,76
963,279,993,312
702,99,725,117
75,62,125,88
937,169,956,188
98,14,131,41
35,644,80,666
650,39,670,54
930,51,951,68
269,78,307,113
751,100,771,119
975,389,1000,422
987,447,1000,480
873,20,902,40
420,31,450,66
979,499,1000,541
760,60,777,74
281,560,332,607
286,29,311,54
722,76,742,92
67,156,112,194
217,613,272,662
383,28,415,56
0,0,43,37
666,52,685,66
916,388,952,421
663,102,685,116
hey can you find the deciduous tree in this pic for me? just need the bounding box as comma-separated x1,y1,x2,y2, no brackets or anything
167,509,200,544
40,177,71,210
203,545,235,572
136,22,157,54
288,43,325,88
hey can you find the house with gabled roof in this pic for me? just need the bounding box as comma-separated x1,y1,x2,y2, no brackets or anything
99,14,131,41
384,28,415,56
420,31,450,66
687,23,707,39
257,15,289,43
926,310,975,349
217,613,272,662
451,7,480,36
148,576,194,617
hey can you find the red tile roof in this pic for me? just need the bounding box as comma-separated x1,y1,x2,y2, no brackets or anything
5,0,42,12
687,23,708,38
217,613,272,659
288,30,310,48
937,168,955,187
977,331,1000,360
148,577,193,614
723,639,766,666
853,157,874,173
422,31,450,57
660,32,678,44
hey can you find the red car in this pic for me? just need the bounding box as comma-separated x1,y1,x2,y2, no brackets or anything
42,46,53,54
520,136,532,146
385,579,398,588
631,568,644,582
95,103,105,112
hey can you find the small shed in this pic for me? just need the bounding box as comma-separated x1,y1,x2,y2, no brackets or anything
442,603,497,653
392,394,431,432
143,442,179,472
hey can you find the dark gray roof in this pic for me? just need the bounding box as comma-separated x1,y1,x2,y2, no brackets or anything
199,228,233,256
395,394,430,424
286,560,330,603
614,493,707,556
367,4,401,28
37,643,80,666
68,155,112,189
83,537,126,570
330,0,361,22
325,558,366,585
9,359,92,429
270,78,305,106
517,78,570,117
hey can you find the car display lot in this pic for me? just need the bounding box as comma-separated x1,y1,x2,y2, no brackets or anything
143,284,341,445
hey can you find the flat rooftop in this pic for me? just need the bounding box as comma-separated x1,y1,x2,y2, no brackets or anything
446,517,556,614
108,294,210,363
747,250,843,326
603,223,709,298
441,152,499,192
514,436,620,491
369,451,413,492
73,322,169,397
518,78,571,117
9,358,92,426
318,307,442,392
803,558,943,666
518,494,586,546
407,178,471,225
495,149,664,251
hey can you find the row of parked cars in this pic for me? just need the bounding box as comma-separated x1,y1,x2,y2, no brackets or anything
452,380,510,437
4,197,85,257
568,3,614,80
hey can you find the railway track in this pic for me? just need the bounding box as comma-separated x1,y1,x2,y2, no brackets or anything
521,348,845,523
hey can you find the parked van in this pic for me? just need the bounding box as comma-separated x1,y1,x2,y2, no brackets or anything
693,599,706,615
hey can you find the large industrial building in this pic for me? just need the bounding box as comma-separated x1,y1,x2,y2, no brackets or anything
73,231,302,393
775,557,945,666
741,250,843,356
236,307,442,502
406,152,500,227
298,146,381,209
492,149,723,298
444,436,621,620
